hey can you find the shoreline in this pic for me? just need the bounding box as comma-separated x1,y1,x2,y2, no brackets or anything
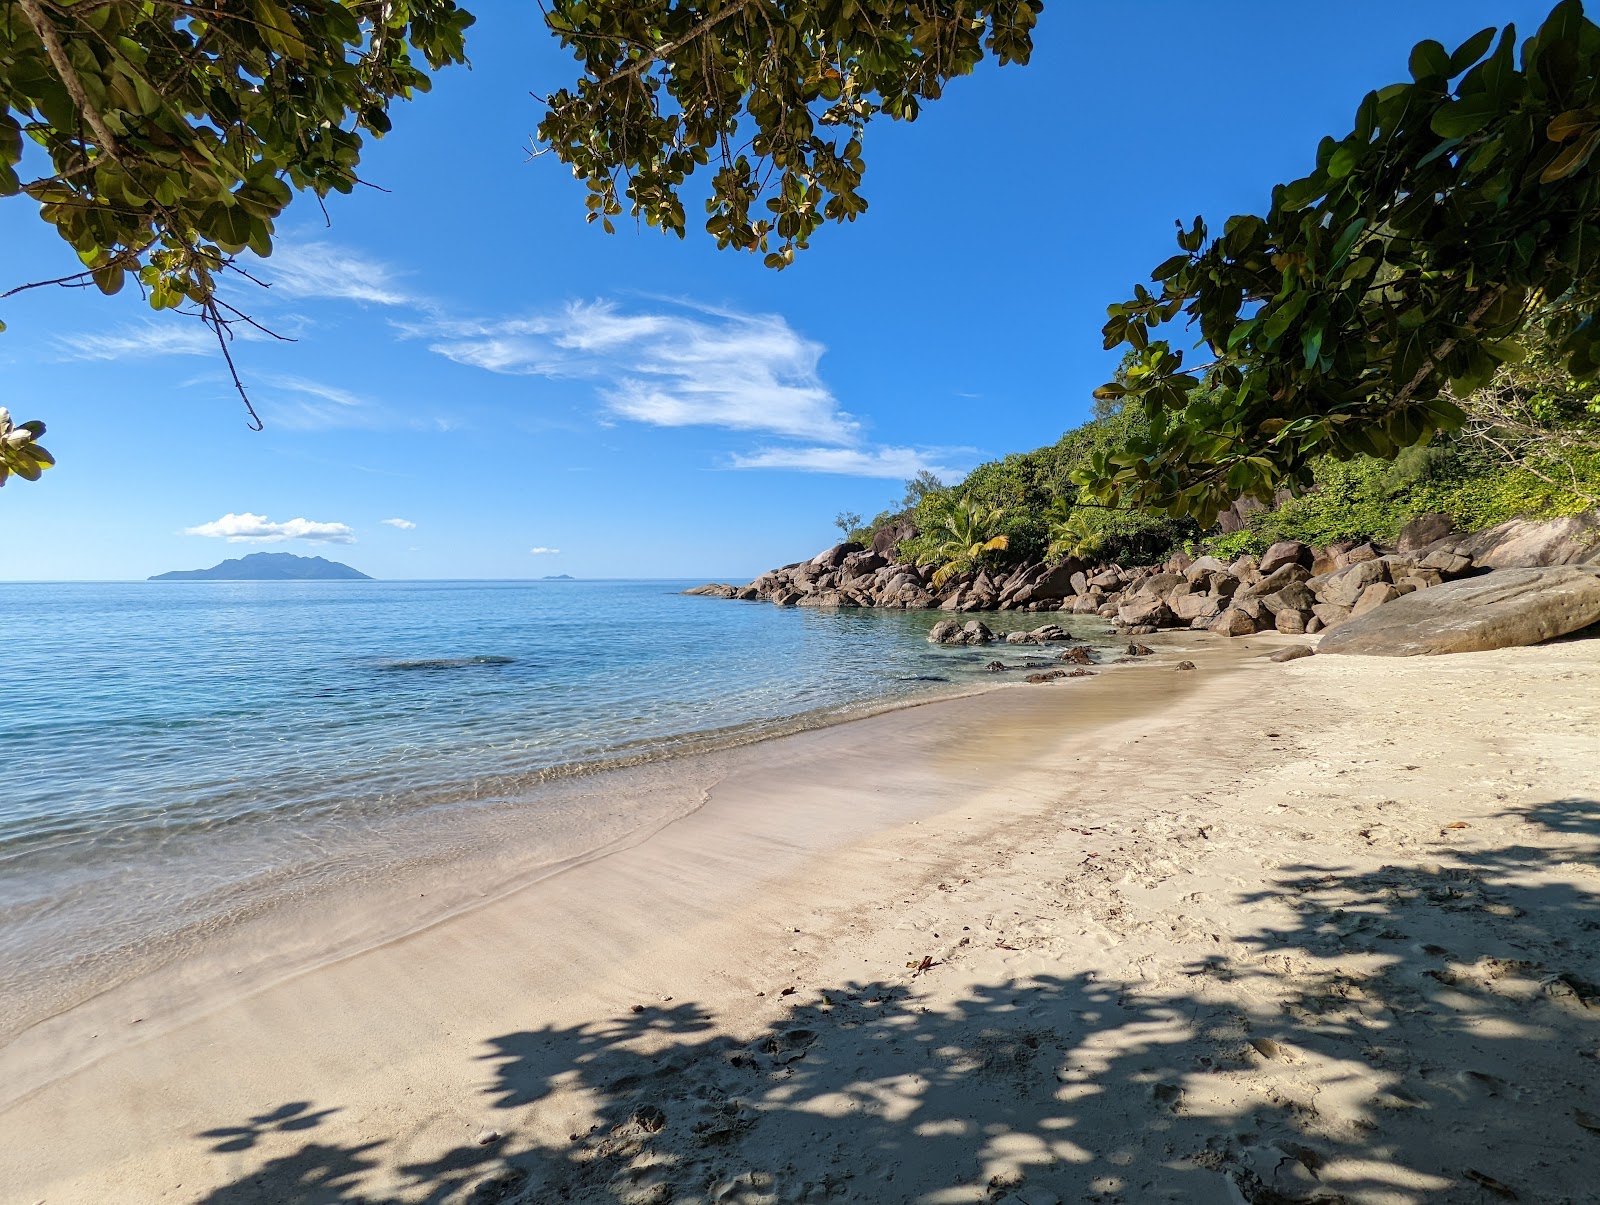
3,633,1597,1203
0,624,1211,1106
4,605,1135,1050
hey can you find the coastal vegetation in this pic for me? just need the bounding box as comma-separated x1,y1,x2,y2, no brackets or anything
855,337,1600,576
1083,1,1600,523
913,496,1009,587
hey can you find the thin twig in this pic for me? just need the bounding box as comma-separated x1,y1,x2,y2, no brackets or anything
201,298,264,431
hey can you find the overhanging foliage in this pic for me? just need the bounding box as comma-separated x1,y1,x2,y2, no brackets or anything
0,0,473,418
535,0,1041,267
1080,1,1600,525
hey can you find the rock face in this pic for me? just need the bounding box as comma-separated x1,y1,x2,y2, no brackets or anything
871,520,917,560
1318,567,1600,656
1446,512,1600,568
1398,513,1455,552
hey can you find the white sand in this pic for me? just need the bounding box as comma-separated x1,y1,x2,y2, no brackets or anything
3,635,1598,1205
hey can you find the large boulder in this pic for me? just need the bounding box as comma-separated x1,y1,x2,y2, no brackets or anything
1239,563,1311,600
1448,511,1600,568
1029,560,1089,603
1311,558,1390,608
1261,582,1316,616
1118,596,1175,628
1350,582,1401,617
1208,608,1258,637
1089,568,1125,590
1183,555,1230,584
927,619,962,645
1399,513,1455,552
838,550,888,580
1173,593,1222,623
959,619,995,645
1274,608,1309,634
1217,495,1270,534
810,542,862,569
1311,601,1353,629
1318,566,1600,656
871,520,917,560
1258,540,1312,575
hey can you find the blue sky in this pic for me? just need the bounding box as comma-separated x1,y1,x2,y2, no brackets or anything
0,0,1558,581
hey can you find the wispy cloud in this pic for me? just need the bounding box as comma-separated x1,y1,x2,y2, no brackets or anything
728,445,969,479
248,375,454,433
381,518,416,530
184,512,356,544
56,322,226,361
528,546,560,555
251,375,379,430
419,300,858,444
261,242,415,306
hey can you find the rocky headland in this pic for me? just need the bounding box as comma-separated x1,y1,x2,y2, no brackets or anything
688,510,1600,656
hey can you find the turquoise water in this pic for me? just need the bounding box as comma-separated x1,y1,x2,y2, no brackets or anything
0,580,1102,1028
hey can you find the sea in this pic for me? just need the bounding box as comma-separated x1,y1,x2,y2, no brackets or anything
0,579,1106,1035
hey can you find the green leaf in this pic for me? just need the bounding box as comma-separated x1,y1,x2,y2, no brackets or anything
1448,27,1497,75
1151,253,1190,281
1278,175,1327,211
1327,144,1361,179
1301,323,1324,369
1409,39,1451,81
1431,94,1499,138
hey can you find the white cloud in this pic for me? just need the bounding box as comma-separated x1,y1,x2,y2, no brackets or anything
420,300,858,443
528,546,561,555
184,512,356,544
381,518,416,530
728,445,968,479
262,242,414,306
56,322,227,361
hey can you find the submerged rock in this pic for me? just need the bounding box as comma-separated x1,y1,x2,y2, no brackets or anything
378,655,515,671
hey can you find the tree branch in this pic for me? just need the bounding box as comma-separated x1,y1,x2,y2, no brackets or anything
1391,286,1506,409
597,0,754,88
16,0,123,161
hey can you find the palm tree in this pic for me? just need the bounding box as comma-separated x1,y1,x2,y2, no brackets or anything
920,496,1009,588
1044,498,1104,562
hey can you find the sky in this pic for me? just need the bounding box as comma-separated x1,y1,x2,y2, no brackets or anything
0,0,1561,581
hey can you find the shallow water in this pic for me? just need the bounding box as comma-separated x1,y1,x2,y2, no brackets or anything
0,579,1109,1030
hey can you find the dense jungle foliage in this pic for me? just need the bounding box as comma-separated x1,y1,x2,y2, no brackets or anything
855,348,1600,570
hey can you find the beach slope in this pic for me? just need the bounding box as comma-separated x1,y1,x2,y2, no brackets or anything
2,637,1598,1204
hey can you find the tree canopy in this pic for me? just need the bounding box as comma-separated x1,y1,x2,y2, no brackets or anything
1080,0,1600,525
1,0,473,391
536,0,1041,267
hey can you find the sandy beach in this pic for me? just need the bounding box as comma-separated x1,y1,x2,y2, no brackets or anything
3,633,1599,1205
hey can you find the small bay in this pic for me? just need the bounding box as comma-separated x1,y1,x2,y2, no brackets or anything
0,579,1100,1032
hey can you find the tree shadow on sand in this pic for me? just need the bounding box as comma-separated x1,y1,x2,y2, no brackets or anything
192,797,1600,1204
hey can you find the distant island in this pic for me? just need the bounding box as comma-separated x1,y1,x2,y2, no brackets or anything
543,574,575,580
149,552,373,581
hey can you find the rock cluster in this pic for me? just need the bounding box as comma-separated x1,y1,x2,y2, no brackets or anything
923,620,1074,647
686,511,1600,650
